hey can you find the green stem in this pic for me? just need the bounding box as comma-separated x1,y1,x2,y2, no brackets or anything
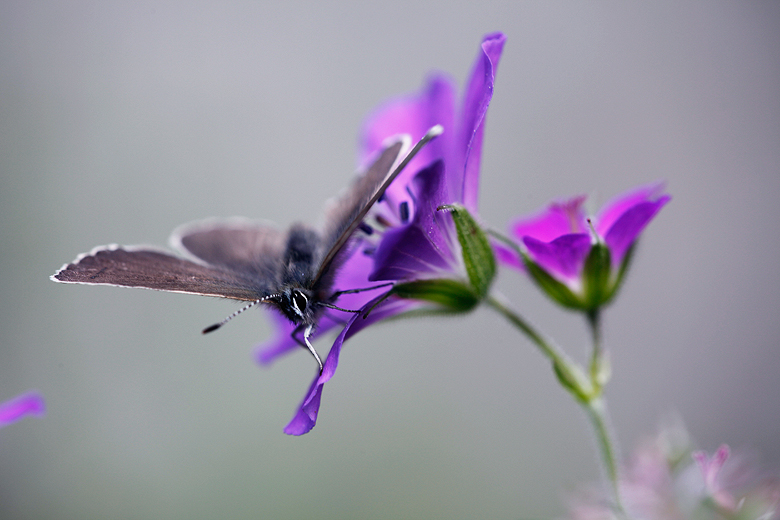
587,309,602,385
487,294,627,517
485,293,564,365
583,397,625,517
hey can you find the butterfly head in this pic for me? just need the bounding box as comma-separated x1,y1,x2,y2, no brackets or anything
273,286,320,326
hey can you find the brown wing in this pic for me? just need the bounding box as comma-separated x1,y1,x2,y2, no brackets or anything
51,245,267,301
170,217,285,282
313,137,408,291
314,125,443,291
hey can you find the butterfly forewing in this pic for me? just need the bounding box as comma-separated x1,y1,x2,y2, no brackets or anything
52,246,265,301
314,138,408,289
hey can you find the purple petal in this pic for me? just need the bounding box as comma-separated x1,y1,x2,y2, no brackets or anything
493,242,525,271
510,195,588,242
0,391,46,428
360,74,456,203
283,295,414,435
457,32,506,212
369,224,452,281
369,161,457,281
594,182,667,237
603,195,671,266
254,310,350,366
523,233,592,283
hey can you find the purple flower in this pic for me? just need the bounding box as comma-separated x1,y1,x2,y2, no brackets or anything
362,32,505,284
499,183,670,310
0,391,45,429
255,32,505,435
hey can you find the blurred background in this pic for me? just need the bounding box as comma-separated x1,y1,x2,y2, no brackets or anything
1,2,778,519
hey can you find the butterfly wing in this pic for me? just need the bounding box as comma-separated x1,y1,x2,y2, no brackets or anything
314,126,443,290
171,217,285,282
51,245,266,301
313,137,409,291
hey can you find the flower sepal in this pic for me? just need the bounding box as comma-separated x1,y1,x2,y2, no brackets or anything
552,356,596,403
524,241,632,312
582,242,612,309
438,203,496,298
389,278,479,312
584,241,638,310
523,253,586,309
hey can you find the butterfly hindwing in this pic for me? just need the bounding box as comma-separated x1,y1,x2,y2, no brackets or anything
171,217,286,281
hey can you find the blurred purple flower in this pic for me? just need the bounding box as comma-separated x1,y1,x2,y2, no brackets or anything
255,32,505,435
499,183,670,309
0,391,45,429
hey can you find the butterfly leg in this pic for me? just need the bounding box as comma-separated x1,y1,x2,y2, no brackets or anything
291,324,323,374
321,282,397,317
321,282,396,313
328,282,394,300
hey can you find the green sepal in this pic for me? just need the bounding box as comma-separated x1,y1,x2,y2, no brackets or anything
552,357,595,403
522,254,585,309
438,204,496,298
582,242,612,309
390,278,479,312
603,242,635,304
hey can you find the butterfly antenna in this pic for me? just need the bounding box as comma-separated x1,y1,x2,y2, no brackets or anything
202,298,265,334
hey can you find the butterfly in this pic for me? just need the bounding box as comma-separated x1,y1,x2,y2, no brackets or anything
52,126,442,372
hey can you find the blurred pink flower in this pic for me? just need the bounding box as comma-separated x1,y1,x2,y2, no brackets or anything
567,422,779,520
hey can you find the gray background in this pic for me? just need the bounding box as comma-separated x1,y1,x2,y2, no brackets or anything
1,2,778,519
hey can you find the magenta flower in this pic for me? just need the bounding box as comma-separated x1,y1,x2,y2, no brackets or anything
498,183,670,310
363,32,505,285
0,391,45,429
255,32,505,435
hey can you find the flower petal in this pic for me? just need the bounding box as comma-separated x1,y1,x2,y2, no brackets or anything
523,233,592,283
594,182,666,237
369,161,457,281
283,295,413,435
457,32,506,212
603,195,671,266
0,391,46,429
360,74,456,202
511,195,588,243
493,241,525,271
254,311,299,365
369,225,452,281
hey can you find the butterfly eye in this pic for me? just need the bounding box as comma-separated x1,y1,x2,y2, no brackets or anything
292,290,308,313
